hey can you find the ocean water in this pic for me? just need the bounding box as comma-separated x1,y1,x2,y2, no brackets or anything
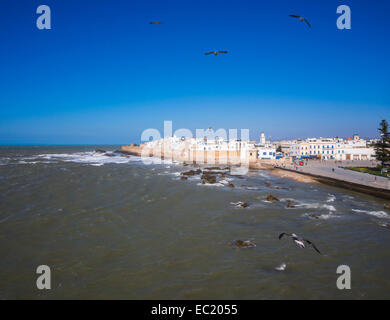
0,146,390,299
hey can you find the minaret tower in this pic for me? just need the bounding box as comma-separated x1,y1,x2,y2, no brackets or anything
260,132,266,145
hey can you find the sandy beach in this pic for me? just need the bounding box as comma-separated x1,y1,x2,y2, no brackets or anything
269,168,318,184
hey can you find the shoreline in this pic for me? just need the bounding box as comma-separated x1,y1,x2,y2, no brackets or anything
118,145,389,200
275,167,390,200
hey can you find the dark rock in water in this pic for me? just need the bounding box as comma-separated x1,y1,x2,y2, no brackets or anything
232,201,248,208
205,167,223,170
183,163,189,166
95,149,106,154
264,182,271,187
181,169,202,176
383,223,390,229
230,240,256,248
201,174,217,184
308,214,320,220
180,176,188,181
202,170,226,175
286,200,295,208
267,194,279,202
227,183,235,188
384,204,390,211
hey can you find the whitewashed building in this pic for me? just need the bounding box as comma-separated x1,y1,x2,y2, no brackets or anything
287,135,376,161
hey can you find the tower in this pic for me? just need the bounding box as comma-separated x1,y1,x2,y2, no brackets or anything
260,132,266,145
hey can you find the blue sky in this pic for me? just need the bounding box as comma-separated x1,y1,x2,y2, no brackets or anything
0,0,389,144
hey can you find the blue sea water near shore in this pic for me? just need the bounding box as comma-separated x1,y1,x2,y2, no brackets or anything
0,146,389,299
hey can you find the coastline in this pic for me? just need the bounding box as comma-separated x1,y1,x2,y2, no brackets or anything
118,144,389,200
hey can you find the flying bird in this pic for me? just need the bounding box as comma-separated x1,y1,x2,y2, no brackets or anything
205,50,228,56
289,14,311,28
150,21,164,25
279,233,321,254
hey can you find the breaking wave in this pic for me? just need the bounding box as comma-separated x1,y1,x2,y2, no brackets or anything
352,209,389,219
8,152,159,167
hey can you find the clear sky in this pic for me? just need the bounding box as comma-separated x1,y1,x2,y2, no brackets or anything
0,0,389,144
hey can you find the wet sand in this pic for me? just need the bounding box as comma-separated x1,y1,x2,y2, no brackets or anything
269,168,318,184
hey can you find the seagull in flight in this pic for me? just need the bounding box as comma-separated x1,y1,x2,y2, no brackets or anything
205,50,228,56
289,14,311,28
279,233,321,254
150,21,164,25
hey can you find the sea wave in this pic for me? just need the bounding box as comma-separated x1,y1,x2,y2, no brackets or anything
303,213,339,220
326,194,336,203
10,152,160,167
294,202,336,212
352,209,389,219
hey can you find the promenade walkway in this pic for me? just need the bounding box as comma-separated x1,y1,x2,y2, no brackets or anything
276,160,390,191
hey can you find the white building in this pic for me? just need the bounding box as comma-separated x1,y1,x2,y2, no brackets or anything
257,146,276,159
288,135,376,161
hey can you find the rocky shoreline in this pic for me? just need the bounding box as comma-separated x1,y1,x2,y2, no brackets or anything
96,148,317,185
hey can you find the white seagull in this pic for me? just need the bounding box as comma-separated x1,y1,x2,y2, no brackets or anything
279,233,321,254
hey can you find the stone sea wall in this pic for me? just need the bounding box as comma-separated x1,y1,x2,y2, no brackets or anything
120,144,292,169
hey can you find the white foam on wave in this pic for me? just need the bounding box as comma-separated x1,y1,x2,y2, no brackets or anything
197,182,225,187
294,202,336,212
17,160,56,165
0,157,10,166
280,198,296,202
327,194,336,203
15,152,156,167
352,209,389,219
257,171,270,178
303,212,339,220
